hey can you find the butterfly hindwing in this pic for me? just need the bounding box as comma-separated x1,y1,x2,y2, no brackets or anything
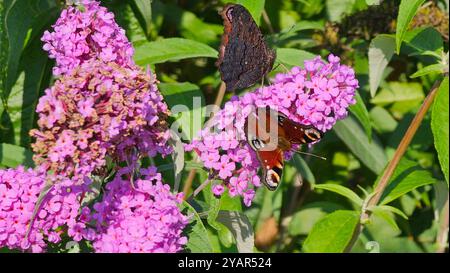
246,136,284,191
257,149,284,191
217,4,276,91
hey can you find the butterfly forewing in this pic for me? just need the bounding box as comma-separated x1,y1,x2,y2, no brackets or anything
217,4,276,91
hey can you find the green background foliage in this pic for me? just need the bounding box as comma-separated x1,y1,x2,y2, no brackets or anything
0,0,448,253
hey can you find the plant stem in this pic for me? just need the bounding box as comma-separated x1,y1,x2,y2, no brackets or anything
261,9,275,34
182,168,197,198
346,78,443,252
186,178,212,203
436,196,449,253
182,82,226,198
276,173,303,251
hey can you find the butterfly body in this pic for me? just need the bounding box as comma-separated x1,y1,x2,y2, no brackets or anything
217,4,276,91
245,107,322,190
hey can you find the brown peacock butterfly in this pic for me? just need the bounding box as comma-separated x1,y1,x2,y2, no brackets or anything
216,4,276,92
244,106,322,190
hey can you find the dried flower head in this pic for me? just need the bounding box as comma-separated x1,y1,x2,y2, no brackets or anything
30,60,171,181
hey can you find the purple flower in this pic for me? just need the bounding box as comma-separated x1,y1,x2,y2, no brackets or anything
214,155,236,179
188,54,358,206
30,60,171,181
0,166,87,253
41,0,134,76
85,167,188,253
212,184,225,196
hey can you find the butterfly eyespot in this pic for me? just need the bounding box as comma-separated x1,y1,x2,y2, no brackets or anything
251,139,263,150
304,128,322,142
225,7,234,20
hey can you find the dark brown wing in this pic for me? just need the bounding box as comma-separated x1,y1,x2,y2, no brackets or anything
216,4,276,92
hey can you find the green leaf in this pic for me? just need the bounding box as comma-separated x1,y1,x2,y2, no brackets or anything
395,0,426,54
159,82,205,141
132,0,152,37
219,189,243,212
371,82,424,118
275,48,316,68
326,0,356,22
248,186,283,232
410,63,446,78
157,161,204,172
277,20,324,41
203,183,234,248
431,77,449,184
178,12,222,45
434,180,449,214
235,0,266,24
216,210,254,253
378,158,437,205
182,201,213,253
2,0,36,99
134,38,218,65
205,183,220,231
303,210,360,253
370,207,400,232
26,179,53,240
167,130,184,192
7,24,54,146
333,116,388,174
288,201,345,236
370,205,408,219
292,154,316,185
282,20,323,33
162,4,222,45
349,91,372,140
314,184,363,206
405,27,444,54
365,0,381,5
370,106,398,133
368,35,396,97
0,143,34,167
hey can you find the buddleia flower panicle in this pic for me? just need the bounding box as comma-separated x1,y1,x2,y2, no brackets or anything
0,166,88,253
84,167,189,253
41,0,134,76
188,54,358,206
30,60,171,182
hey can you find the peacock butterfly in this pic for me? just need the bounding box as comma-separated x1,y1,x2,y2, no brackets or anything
216,4,276,92
244,106,322,190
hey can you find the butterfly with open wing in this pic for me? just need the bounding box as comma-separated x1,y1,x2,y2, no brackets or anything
216,4,276,92
244,107,323,190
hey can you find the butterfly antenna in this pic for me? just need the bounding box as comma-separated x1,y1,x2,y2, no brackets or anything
292,150,327,160
272,63,281,71
279,63,290,73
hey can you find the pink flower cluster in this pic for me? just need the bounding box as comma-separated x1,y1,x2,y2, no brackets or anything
42,0,134,75
30,60,171,181
0,166,87,253
0,0,188,254
85,167,188,253
188,55,358,206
